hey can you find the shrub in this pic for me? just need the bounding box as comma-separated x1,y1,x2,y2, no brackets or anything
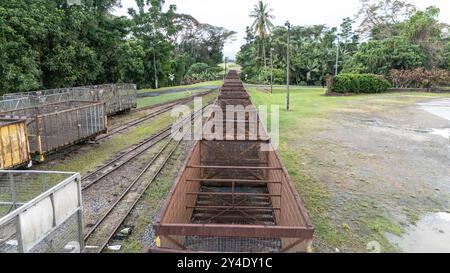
333,73,391,93
389,68,450,89
183,63,220,84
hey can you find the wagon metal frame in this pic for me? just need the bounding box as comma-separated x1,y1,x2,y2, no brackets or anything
2,83,137,116
0,101,106,159
153,70,314,253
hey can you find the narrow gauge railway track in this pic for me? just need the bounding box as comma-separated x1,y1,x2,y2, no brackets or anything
99,89,216,141
132,89,215,113
82,102,211,190
82,104,210,253
42,89,216,163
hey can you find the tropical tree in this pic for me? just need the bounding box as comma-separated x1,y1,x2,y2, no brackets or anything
0,0,234,93
250,0,274,82
342,37,425,74
397,6,449,69
338,18,359,63
356,0,417,39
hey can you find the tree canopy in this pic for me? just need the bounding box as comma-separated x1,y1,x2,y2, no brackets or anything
0,0,235,94
237,0,449,85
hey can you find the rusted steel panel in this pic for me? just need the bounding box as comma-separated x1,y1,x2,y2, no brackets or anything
153,70,313,253
155,224,314,238
70,84,137,116
2,83,137,116
0,119,31,169
0,101,106,156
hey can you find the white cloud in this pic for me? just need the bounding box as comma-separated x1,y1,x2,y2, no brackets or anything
114,0,450,59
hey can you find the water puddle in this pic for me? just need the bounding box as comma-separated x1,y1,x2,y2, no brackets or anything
418,99,450,122
416,99,450,140
429,128,450,139
387,212,450,253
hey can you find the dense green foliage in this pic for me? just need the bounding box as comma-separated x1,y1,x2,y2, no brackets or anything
237,1,449,87
237,17,359,85
333,73,391,93
342,37,425,74
183,63,221,83
0,0,235,94
238,23,348,85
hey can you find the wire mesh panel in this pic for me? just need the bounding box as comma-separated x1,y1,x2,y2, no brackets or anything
34,102,106,153
2,84,137,116
69,84,137,115
153,71,314,253
0,98,32,113
185,236,282,252
1,101,106,155
1,93,71,113
0,171,83,253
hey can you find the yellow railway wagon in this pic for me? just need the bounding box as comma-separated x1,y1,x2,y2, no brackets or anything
0,119,31,169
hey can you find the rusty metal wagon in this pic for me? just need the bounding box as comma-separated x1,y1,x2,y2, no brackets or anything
0,101,106,161
2,83,137,116
69,84,137,116
152,70,314,253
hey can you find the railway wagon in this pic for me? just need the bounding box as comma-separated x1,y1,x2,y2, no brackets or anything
2,83,137,116
152,71,314,253
1,89,75,112
70,84,137,116
0,119,31,169
0,101,106,161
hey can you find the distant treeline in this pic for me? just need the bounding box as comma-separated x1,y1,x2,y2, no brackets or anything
237,0,450,86
0,0,236,94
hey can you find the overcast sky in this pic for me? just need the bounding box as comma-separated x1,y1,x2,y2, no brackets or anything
113,0,450,59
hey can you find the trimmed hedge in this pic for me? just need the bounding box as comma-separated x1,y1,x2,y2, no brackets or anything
333,73,391,93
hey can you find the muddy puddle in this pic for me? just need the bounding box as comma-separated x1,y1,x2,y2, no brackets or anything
418,99,450,139
418,99,450,121
387,212,450,253
430,128,450,139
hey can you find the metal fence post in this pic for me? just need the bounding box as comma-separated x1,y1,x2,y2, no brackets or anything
76,177,85,252
9,173,16,210
15,215,24,253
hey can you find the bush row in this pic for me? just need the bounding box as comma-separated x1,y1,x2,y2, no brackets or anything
332,73,391,93
389,68,450,89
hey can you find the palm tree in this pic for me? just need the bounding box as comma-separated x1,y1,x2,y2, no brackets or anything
250,1,274,82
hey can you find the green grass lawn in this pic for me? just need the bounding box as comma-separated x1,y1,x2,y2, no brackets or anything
138,81,223,94
137,89,219,108
248,87,449,252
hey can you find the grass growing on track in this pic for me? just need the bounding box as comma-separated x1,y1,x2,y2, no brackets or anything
138,80,222,94
35,113,175,175
115,141,191,253
249,87,449,252
35,92,218,175
137,89,219,108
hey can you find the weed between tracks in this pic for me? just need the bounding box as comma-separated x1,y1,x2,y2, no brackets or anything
108,140,193,253
138,89,218,108
138,81,223,94
35,91,217,176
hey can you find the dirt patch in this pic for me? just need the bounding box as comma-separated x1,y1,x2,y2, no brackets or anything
294,97,450,252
